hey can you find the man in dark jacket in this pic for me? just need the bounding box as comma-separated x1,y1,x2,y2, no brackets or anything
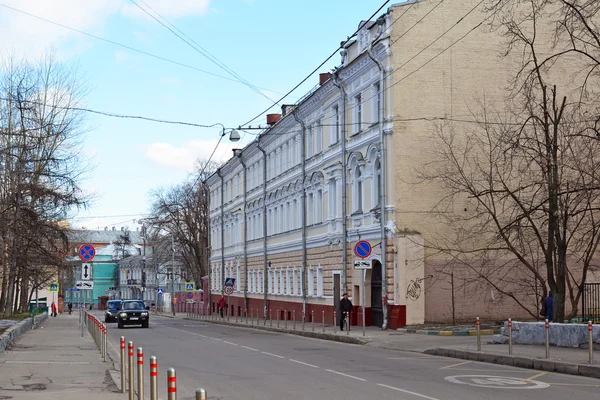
544,291,553,322
339,293,353,331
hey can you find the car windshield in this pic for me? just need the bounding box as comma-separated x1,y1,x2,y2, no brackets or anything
108,301,120,308
122,302,145,311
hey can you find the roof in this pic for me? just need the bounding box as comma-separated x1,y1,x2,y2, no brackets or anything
67,229,144,245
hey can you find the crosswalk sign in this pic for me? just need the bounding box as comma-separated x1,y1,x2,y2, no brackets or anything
49,282,59,292
224,278,235,287
185,282,195,292
157,288,164,295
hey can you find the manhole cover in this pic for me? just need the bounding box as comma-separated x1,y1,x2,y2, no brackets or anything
22,383,46,391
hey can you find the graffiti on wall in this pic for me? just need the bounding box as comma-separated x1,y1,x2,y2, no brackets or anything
406,278,424,301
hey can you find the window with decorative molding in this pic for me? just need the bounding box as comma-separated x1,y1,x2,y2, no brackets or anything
286,269,291,295
268,270,273,294
307,127,313,158
353,166,363,213
308,267,314,297
354,94,362,133
317,267,323,297
307,193,314,225
372,83,380,123
331,105,340,144
315,122,322,154
236,264,241,291
316,189,323,224
274,270,280,294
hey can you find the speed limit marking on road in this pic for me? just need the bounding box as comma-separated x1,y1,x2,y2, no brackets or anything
444,375,549,390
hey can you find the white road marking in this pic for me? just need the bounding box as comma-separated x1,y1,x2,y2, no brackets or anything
289,359,319,368
261,352,284,359
326,369,366,381
241,345,259,352
223,341,238,346
377,383,441,400
213,338,222,341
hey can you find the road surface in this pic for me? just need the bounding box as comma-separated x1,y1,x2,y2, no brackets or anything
97,312,600,400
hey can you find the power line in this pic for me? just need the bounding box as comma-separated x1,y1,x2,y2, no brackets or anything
391,0,445,45
0,3,288,97
129,0,278,106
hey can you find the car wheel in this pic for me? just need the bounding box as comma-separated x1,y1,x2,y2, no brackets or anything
105,317,109,323
142,321,149,328
118,322,123,329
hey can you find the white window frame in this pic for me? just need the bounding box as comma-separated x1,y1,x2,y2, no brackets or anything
354,93,362,134
308,267,314,297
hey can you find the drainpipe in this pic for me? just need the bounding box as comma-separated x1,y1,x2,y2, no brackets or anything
292,109,307,317
257,139,268,318
367,16,388,330
238,155,248,313
331,70,348,296
217,169,225,297
205,182,211,311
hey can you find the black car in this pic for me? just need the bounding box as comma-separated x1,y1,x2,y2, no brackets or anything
117,300,150,329
104,300,122,323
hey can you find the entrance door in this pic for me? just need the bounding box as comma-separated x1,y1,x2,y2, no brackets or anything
333,273,341,317
371,260,383,327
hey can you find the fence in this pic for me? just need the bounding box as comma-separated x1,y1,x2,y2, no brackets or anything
82,310,208,399
581,283,600,323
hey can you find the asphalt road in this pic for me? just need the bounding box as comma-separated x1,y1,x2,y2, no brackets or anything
97,312,600,400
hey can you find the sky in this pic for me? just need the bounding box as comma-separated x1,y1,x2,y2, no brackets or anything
0,0,392,231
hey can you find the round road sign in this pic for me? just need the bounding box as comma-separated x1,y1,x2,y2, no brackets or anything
78,244,96,261
354,240,372,259
187,292,194,299
224,286,234,296
444,375,549,390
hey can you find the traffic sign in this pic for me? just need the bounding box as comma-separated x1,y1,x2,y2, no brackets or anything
75,281,94,290
81,263,92,280
354,260,372,270
157,288,164,295
66,287,80,291
224,285,234,295
78,244,96,261
187,292,194,299
185,282,195,292
49,282,59,292
224,277,236,287
354,240,372,258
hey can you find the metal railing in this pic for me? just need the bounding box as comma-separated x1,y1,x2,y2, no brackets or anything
582,283,600,323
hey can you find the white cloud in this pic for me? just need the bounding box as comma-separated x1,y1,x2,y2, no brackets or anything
143,139,223,171
121,0,211,20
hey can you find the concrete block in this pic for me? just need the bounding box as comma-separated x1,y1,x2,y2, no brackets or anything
513,356,534,369
438,331,453,336
502,321,600,348
578,365,600,379
479,353,499,364
466,351,481,361
494,354,515,367
532,359,556,372
554,362,580,376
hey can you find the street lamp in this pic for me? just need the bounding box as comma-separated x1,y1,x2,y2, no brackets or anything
215,122,240,142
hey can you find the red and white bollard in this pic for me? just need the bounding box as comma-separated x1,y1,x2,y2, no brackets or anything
137,348,144,400
589,321,593,364
476,317,481,351
508,318,513,355
322,310,325,333
545,319,550,359
167,368,177,400
334,311,337,334
120,337,126,393
150,356,158,400
128,342,134,400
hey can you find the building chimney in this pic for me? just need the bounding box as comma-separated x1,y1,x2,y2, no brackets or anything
319,72,330,86
282,104,296,117
112,226,116,231
266,113,281,125
232,148,242,157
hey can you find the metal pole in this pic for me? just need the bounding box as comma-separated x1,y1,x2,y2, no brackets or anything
284,310,287,329
346,313,349,336
120,337,126,394
508,318,513,355
150,356,158,400
277,310,280,328
171,236,176,317
322,310,325,333
167,368,177,400
137,348,144,400
545,319,550,359
362,270,366,337
312,310,315,332
476,317,481,352
589,321,593,364
334,311,337,334
195,388,207,400
270,309,272,327
302,310,305,331
103,324,107,361
293,310,296,330
128,342,134,400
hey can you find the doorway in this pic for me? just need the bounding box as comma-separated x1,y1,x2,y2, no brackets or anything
333,273,341,317
371,260,383,327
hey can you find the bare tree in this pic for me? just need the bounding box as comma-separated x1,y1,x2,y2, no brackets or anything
421,1,600,322
0,54,89,316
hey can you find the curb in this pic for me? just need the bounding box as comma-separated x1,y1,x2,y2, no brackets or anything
397,328,500,336
181,317,367,345
424,348,600,379
0,314,48,353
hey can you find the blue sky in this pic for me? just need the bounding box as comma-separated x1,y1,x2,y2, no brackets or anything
0,0,390,231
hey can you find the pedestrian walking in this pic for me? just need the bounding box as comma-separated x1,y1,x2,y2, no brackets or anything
51,302,57,317
218,296,226,318
68,302,73,315
339,293,353,331
544,291,553,322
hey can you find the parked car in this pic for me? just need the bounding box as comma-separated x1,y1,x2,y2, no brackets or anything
104,300,122,323
117,300,150,329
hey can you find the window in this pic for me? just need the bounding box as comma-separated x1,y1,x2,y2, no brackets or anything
279,204,284,233
293,199,298,229
331,105,340,144
317,267,323,297
307,193,314,225
268,270,273,294
286,269,291,295
307,127,313,158
316,189,323,224
315,123,322,153
308,268,314,297
354,94,362,133
293,268,299,295
274,207,279,234
236,264,241,291
274,270,280,294
374,159,381,207
353,166,363,213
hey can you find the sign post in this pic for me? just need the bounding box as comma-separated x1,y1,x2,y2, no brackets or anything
353,241,372,338
224,278,235,322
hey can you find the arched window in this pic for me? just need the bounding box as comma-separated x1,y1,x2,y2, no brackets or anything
353,166,363,213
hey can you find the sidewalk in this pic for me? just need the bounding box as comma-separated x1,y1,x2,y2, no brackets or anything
0,312,123,399
160,311,600,379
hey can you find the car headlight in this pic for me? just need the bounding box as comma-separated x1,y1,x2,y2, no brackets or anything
120,313,127,317
106,311,112,315
141,312,148,316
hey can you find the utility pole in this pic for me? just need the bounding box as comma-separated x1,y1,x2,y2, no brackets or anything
171,235,176,316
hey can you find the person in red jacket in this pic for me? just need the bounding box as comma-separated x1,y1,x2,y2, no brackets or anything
218,296,226,318
51,302,57,317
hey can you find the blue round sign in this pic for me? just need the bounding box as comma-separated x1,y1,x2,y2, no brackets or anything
354,240,372,259
78,244,96,261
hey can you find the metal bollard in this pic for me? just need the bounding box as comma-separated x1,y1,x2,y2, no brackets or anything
150,356,158,400
236,307,238,323
120,337,126,393
476,317,481,352
137,348,144,400
245,310,248,325
545,319,550,359
284,310,288,329
227,306,230,322
293,310,296,330
322,310,325,333
264,309,267,326
508,318,513,355
167,368,177,400
312,310,315,332
334,311,337,334
270,309,272,327
277,310,280,327
346,313,349,336
128,342,134,400
302,310,305,331
589,321,594,364
103,324,108,362
195,388,207,400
